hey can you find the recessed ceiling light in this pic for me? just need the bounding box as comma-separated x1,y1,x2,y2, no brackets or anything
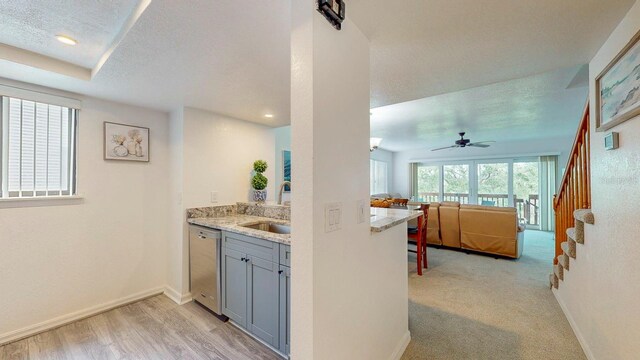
264,114,274,118
56,35,77,46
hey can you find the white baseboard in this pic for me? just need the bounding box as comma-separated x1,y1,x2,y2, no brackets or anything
164,286,192,305
0,287,165,346
553,289,595,360
389,331,411,360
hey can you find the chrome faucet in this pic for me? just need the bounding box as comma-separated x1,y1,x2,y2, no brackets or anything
278,181,291,205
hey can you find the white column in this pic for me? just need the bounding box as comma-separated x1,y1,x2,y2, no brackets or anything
292,3,407,360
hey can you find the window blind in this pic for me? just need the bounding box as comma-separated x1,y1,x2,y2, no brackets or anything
2,96,77,198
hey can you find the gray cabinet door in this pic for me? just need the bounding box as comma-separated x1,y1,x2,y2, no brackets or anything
279,265,291,355
222,247,248,327
279,244,291,266
246,255,280,348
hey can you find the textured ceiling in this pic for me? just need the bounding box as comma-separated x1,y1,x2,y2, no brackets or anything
0,0,291,126
0,0,634,129
370,65,589,152
349,0,636,108
0,0,139,68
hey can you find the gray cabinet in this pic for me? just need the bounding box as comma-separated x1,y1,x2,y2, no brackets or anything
247,256,280,347
221,231,289,353
222,247,247,326
280,244,291,267
279,265,291,355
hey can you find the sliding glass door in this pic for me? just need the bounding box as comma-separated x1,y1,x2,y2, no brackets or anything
477,162,510,207
417,165,440,202
443,164,470,204
413,156,556,230
514,160,540,229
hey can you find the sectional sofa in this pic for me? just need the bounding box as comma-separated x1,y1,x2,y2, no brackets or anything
422,202,525,259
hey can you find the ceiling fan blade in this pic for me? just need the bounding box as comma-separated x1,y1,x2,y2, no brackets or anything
470,141,496,145
468,143,491,148
431,145,459,151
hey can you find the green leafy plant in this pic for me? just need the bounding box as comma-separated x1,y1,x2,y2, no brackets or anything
253,160,268,173
252,173,268,190
251,160,268,190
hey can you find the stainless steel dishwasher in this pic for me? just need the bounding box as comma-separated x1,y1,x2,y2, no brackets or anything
189,226,223,315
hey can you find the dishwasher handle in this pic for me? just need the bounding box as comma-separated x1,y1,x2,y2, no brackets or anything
197,230,222,240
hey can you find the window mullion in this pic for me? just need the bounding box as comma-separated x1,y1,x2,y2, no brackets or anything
67,109,73,195
45,104,49,196
0,97,4,198
59,106,63,196
19,99,23,198
33,102,36,196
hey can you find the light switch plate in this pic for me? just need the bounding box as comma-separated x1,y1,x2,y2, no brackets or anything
325,202,342,233
357,200,366,224
210,191,219,203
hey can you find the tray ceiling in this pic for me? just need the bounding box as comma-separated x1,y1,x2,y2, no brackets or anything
0,0,140,69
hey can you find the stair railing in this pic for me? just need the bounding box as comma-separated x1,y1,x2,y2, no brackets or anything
553,102,591,263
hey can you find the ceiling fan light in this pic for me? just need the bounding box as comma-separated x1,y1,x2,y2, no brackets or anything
370,137,383,152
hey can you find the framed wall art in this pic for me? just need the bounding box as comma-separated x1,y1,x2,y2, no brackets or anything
596,30,640,131
282,150,291,192
104,122,150,162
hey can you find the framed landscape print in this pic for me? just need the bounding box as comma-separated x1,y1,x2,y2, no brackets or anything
282,150,291,192
104,122,150,162
596,30,640,131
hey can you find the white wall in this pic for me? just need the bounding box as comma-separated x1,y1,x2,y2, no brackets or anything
555,2,640,359
0,79,170,341
370,148,394,193
291,4,409,359
167,107,277,296
392,136,574,196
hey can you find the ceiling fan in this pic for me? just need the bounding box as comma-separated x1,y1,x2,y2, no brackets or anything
431,132,496,151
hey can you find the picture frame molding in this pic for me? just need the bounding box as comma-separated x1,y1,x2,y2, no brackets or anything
103,121,150,162
595,28,640,132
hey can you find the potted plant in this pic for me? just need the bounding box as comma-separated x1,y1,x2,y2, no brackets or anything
251,160,268,202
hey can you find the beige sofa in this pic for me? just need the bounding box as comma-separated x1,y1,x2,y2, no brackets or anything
424,202,525,259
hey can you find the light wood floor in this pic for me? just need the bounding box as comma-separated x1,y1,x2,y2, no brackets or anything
0,295,282,360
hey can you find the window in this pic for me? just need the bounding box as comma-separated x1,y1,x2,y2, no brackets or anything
443,164,469,204
411,156,557,230
416,165,439,202
370,159,388,195
477,162,509,207
1,96,77,198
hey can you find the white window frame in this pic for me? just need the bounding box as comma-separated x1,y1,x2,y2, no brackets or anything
0,92,80,205
414,157,542,207
370,159,389,195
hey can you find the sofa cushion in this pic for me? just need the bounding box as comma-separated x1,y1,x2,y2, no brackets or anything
459,206,522,258
439,203,461,248
460,204,516,213
441,201,460,207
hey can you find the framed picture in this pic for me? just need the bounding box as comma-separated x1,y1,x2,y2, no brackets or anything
282,150,291,192
104,122,150,162
596,29,640,131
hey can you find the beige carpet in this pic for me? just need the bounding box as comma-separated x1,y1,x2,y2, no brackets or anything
401,231,586,360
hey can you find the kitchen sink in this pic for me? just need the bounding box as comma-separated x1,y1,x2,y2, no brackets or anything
240,221,291,234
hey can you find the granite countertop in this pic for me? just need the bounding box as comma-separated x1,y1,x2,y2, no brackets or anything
188,214,291,245
370,207,423,233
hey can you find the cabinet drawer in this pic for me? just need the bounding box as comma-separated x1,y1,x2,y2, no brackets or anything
222,231,279,263
279,244,291,266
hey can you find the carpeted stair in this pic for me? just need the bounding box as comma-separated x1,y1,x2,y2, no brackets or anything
550,209,594,289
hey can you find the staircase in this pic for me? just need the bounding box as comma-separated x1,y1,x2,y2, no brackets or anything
550,209,594,288
550,103,593,289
